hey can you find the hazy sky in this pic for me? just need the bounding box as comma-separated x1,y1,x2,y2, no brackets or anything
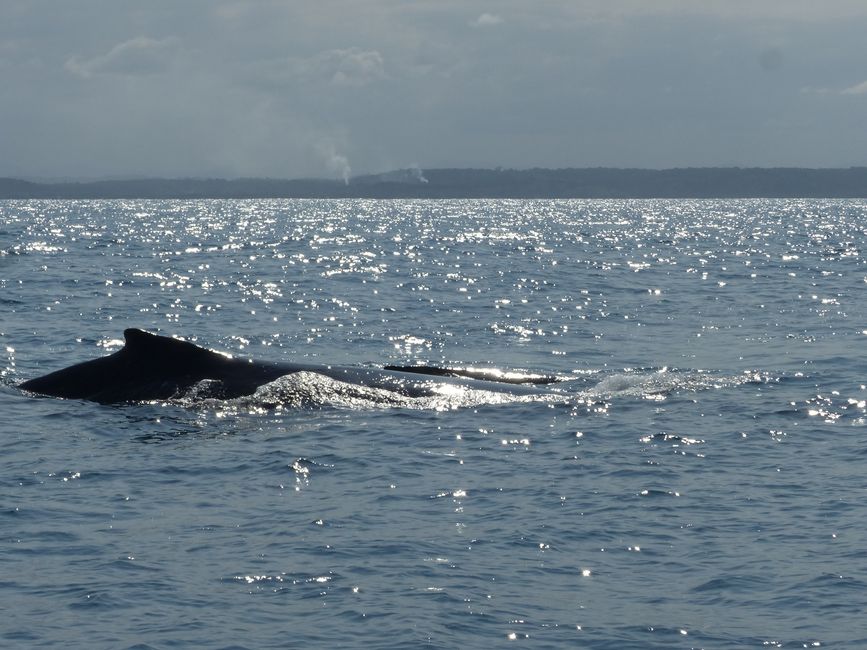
3,0,867,179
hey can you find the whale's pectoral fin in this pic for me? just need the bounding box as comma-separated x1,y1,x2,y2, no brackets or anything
383,365,559,385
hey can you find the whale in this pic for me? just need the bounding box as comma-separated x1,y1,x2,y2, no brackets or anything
19,328,559,404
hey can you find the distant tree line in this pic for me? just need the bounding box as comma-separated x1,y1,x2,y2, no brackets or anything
2,167,867,199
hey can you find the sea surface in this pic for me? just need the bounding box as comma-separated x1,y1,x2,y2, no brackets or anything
1,198,866,649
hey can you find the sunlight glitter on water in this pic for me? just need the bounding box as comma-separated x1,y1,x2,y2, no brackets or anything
4,199,867,648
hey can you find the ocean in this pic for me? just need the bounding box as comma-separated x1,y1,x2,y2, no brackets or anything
1,198,865,649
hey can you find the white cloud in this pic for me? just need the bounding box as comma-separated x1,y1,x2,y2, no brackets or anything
4,0,867,177
65,36,178,78
841,80,867,95
800,86,832,95
277,48,385,87
471,13,503,27
328,49,386,86
804,80,867,96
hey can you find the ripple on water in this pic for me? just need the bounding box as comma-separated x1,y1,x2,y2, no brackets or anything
3,199,867,647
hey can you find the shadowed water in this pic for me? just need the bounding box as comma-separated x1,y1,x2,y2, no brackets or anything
1,199,866,648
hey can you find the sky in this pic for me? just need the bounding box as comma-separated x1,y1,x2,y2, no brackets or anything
2,0,867,180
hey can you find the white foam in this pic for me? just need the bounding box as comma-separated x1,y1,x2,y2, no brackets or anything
182,370,564,412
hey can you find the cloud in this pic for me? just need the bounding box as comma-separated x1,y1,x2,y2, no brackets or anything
552,0,867,22
841,80,867,95
5,0,867,178
65,36,178,78
289,48,386,87
800,86,832,95
328,48,386,86
470,13,503,27
804,80,867,96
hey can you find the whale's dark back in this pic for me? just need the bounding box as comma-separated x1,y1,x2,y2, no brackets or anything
19,328,278,402
20,328,558,403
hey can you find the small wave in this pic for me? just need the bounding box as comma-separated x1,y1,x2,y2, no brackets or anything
165,367,770,412
803,389,867,426
583,368,768,400
177,371,563,413
1,242,66,256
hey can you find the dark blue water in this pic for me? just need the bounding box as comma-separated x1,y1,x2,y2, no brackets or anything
1,199,866,648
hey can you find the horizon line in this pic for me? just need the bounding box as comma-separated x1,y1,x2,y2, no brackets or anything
3,164,867,185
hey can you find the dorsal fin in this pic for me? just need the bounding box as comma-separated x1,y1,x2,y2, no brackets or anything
122,328,215,358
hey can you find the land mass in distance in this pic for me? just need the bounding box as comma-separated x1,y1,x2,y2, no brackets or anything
2,167,867,199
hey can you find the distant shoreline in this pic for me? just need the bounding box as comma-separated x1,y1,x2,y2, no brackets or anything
2,167,867,199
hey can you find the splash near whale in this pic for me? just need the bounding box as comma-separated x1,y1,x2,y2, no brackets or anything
19,328,559,404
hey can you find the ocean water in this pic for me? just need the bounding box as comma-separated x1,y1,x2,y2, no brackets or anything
1,198,866,649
